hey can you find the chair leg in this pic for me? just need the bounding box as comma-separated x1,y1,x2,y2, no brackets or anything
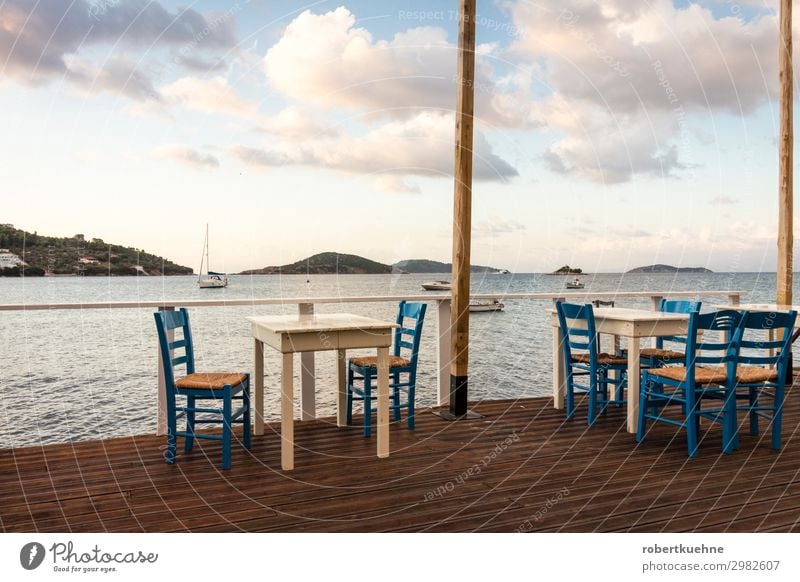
407,379,416,430
346,366,354,426
721,394,736,455
222,386,232,470
636,380,647,443
599,370,608,415
748,389,759,437
166,407,177,465
587,373,597,426
392,371,401,422
686,394,699,458
363,371,373,438
565,373,575,420
185,396,195,452
243,378,252,450
772,387,785,450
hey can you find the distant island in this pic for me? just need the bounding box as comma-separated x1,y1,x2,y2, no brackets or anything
0,224,192,276
550,265,583,275
241,254,508,275
240,252,393,275
393,259,503,274
627,264,713,273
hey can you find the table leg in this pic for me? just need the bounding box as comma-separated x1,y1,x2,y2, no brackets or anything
336,349,347,427
300,352,316,420
299,303,316,421
553,324,565,409
626,338,641,433
254,339,264,436
610,334,622,387
281,352,294,471
377,346,390,459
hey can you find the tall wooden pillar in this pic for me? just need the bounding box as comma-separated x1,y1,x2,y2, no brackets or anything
448,0,478,418
778,0,793,308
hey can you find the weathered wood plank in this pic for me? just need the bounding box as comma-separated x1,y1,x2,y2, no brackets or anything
2,392,800,532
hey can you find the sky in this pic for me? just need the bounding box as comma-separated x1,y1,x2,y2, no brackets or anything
0,0,794,273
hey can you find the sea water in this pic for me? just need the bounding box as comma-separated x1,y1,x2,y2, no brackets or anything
0,272,788,447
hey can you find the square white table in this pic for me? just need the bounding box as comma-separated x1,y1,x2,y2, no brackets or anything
550,307,690,433
248,313,398,471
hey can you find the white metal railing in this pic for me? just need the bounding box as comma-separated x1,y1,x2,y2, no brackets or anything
0,289,745,435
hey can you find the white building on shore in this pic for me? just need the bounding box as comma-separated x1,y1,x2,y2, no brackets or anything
0,249,24,269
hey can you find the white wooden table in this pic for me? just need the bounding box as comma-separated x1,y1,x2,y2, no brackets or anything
247,313,398,471
550,307,690,433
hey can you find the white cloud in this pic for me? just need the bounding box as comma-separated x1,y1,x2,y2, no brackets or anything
264,9,455,115
154,144,219,169
254,7,520,185
65,56,162,101
506,0,779,183
230,111,517,181
258,106,339,138
473,217,526,238
262,7,529,129
372,175,421,194
0,0,237,98
161,76,257,118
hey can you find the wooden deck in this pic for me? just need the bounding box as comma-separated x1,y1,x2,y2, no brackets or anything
2,392,800,533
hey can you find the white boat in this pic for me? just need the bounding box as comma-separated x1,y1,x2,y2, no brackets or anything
197,225,228,289
421,280,451,291
565,277,584,289
469,299,505,313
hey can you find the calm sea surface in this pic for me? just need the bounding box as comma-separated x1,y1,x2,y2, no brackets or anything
0,271,790,447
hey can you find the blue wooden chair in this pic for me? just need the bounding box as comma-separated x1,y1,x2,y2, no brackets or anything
729,310,797,450
154,308,251,470
637,310,743,457
640,299,701,368
346,301,427,437
555,302,628,426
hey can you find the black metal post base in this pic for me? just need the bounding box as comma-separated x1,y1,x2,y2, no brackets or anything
433,409,484,421
432,374,484,421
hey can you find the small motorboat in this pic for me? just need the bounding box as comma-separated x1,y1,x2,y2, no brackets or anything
469,299,505,313
421,280,451,291
565,277,584,289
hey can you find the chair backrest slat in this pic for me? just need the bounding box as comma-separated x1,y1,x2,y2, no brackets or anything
556,302,598,367
154,308,196,395
393,301,427,365
684,309,743,371
735,310,797,372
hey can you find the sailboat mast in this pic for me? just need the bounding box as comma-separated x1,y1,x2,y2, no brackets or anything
197,225,207,282
205,223,210,274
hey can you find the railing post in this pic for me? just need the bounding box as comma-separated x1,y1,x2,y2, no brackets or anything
650,295,663,311
156,305,174,436
299,302,316,420
648,295,663,348
437,298,452,406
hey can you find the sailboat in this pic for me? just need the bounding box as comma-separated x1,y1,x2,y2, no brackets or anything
197,224,228,289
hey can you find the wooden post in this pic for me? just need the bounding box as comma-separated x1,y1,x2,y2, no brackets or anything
778,0,793,308
448,0,477,418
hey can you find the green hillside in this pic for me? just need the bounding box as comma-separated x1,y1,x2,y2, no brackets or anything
241,252,393,275
0,224,193,276
393,259,502,273
627,264,713,273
